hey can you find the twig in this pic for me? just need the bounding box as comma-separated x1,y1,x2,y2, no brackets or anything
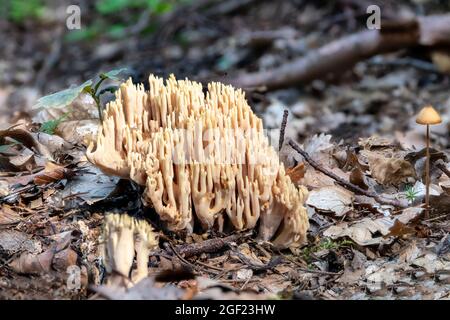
165,242,222,274
194,260,223,272
288,139,408,208
424,214,449,222
173,231,252,259
164,242,198,272
240,276,252,291
278,109,289,151
229,246,283,271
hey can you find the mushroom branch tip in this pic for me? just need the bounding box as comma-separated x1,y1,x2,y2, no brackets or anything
88,74,309,248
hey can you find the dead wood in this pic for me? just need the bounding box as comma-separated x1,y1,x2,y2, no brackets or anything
230,14,450,90
229,248,283,271
171,232,252,259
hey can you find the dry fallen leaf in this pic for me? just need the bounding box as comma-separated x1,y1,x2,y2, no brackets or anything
0,180,9,196
306,185,354,216
386,219,416,238
0,230,31,253
302,166,349,189
338,250,366,284
323,217,393,246
52,247,78,272
9,248,54,275
430,193,450,215
395,130,425,150
350,167,368,190
286,162,305,184
0,205,22,225
341,150,369,172
367,153,416,186
0,127,52,159
323,207,423,246
34,162,73,185
8,152,35,171
303,133,335,165
47,164,119,207
411,252,449,273
359,135,395,150
398,241,421,263
32,132,72,155
33,93,98,124
56,119,98,145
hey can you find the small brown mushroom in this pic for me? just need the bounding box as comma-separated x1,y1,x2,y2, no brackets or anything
415,105,442,218
416,105,442,125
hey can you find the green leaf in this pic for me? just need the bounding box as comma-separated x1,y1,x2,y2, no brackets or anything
39,120,60,135
64,28,98,42
96,0,132,14
108,24,127,39
8,0,44,23
100,68,128,81
33,80,93,110
39,113,70,135
40,113,70,135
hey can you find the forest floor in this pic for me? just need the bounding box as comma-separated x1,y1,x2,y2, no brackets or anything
0,0,449,299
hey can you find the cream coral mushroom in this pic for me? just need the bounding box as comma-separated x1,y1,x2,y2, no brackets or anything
88,75,309,248
103,213,158,283
133,219,159,282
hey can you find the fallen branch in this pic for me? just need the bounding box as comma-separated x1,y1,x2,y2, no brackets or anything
230,14,450,90
163,242,199,272
288,139,408,208
229,247,283,271
171,232,252,259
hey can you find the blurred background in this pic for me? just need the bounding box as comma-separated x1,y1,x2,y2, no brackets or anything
0,0,449,148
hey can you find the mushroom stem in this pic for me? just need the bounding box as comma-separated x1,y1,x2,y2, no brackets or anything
133,239,149,283
425,124,430,219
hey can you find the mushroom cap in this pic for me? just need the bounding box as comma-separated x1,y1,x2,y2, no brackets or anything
416,105,442,125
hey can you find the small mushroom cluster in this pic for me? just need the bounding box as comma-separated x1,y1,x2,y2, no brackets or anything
103,213,158,283
88,75,309,248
